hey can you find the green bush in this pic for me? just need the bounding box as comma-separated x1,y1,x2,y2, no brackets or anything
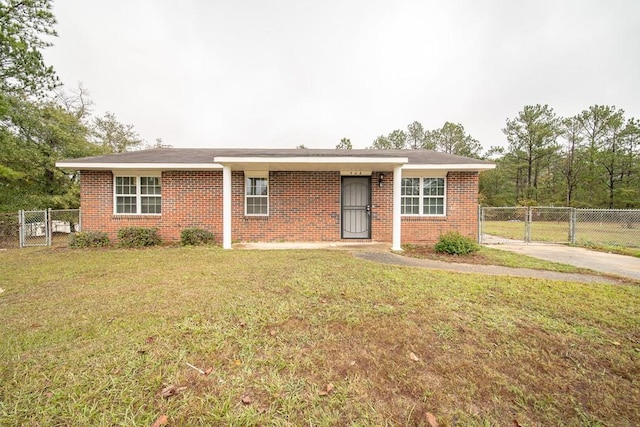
181,228,216,246
69,231,110,248
117,227,161,248
434,231,479,255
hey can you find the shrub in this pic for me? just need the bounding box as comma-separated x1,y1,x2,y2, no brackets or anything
434,231,479,255
69,231,110,248
181,228,216,246
117,227,161,248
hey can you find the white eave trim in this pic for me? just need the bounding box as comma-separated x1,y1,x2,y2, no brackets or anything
402,163,496,171
55,162,224,170
213,156,409,165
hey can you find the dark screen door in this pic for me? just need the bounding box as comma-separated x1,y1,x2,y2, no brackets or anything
341,177,371,239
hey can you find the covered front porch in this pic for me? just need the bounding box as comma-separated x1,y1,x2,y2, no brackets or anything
216,154,408,251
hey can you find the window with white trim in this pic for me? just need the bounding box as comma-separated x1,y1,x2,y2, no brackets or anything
245,176,268,215
401,177,445,216
114,176,161,214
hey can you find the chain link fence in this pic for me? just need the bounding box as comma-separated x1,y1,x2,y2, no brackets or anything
530,207,573,243
481,207,640,248
574,209,640,248
479,207,528,243
0,212,19,249
0,209,80,249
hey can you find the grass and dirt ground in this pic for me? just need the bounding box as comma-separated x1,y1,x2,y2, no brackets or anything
1,247,639,426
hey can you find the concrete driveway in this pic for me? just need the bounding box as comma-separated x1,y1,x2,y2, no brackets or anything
486,242,640,281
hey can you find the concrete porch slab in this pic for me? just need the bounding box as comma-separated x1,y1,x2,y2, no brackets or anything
233,242,392,251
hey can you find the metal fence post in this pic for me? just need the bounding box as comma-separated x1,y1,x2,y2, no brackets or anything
478,205,482,243
569,208,576,244
46,208,52,246
18,210,23,248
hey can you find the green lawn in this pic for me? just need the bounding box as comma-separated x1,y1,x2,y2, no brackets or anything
1,247,639,426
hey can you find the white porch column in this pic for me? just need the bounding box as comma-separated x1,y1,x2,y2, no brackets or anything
392,165,402,251
222,165,232,249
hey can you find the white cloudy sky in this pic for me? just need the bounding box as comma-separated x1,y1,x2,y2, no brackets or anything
44,0,640,151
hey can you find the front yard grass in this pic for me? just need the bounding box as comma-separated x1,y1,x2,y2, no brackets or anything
1,247,639,426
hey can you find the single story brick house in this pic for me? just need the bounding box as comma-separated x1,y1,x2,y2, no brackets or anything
56,148,494,250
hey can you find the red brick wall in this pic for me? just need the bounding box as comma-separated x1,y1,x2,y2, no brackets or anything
401,171,480,244
79,169,479,244
80,170,222,242
232,171,342,242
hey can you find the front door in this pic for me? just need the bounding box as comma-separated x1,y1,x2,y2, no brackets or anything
341,176,371,239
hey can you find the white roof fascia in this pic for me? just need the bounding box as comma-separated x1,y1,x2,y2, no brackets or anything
402,163,496,171
55,162,224,170
213,156,409,165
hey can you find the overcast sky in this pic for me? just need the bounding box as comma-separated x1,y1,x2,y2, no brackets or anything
44,0,640,151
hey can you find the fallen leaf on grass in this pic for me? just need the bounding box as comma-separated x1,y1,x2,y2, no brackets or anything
204,367,213,376
269,329,277,336
409,352,420,362
160,385,187,398
241,394,252,405
319,383,335,396
151,414,168,427
512,420,522,427
146,336,155,344
425,412,438,427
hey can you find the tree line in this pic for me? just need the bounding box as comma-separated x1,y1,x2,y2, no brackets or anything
3,1,637,212
0,0,147,212
338,105,639,209
481,104,639,208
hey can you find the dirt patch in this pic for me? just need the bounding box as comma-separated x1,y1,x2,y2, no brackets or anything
402,245,489,264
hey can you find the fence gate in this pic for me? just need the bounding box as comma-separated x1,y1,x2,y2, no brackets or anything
19,210,49,247
529,207,572,244
481,206,572,244
479,207,528,243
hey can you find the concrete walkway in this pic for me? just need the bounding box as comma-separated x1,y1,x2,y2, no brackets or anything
235,241,638,284
353,251,624,285
487,242,640,282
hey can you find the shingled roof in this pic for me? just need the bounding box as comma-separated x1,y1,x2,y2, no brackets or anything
57,148,494,168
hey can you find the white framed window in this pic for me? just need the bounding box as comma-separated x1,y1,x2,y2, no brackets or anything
245,176,268,216
401,177,445,216
114,175,161,215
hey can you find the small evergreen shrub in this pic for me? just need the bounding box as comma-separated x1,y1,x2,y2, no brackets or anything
434,231,479,255
69,231,110,248
117,227,161,248
181,228,215,246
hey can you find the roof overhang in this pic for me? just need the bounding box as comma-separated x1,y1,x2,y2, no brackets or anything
55,162,223,171
55,157,494,173
401,163,496,172
212,156,409,172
